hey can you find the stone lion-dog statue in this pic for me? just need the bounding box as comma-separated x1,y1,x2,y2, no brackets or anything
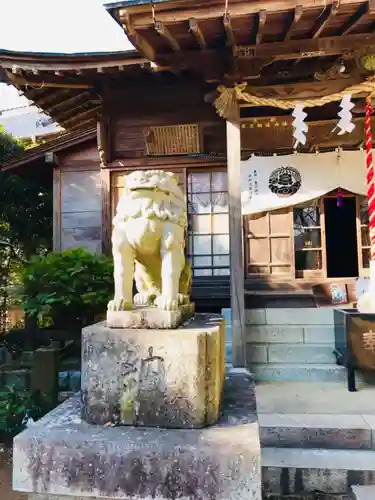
108,170,191,312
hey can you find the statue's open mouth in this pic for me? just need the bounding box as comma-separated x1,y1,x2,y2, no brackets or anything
129,186,171,195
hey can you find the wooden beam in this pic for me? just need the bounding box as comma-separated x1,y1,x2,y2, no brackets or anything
256,10,267,45
6,72,92,89
0,56,146,72
189,18,207,49
311,1,340,39
122,12,156,61
129,0,365,29
226,109,246,368
158,32,375,69
340,0,375,35
154,20,180,51
233,31,375,61
240,77,362,103
284,5,303,41
223,14,236,46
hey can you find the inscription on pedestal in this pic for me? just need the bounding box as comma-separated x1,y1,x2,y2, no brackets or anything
81,313,225,429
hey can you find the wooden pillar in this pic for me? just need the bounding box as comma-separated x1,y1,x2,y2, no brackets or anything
226,112,246,368
97,117,111,255
52,166,61,251
100,168,111,255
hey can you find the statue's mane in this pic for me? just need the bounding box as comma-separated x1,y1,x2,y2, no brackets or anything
113,191,187,228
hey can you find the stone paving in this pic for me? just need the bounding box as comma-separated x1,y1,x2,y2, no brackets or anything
256,380,375,414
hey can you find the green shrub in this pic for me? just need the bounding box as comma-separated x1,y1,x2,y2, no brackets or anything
20,248,113,329
0,387,51,436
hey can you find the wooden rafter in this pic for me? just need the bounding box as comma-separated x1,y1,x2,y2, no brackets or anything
37,89,71,107
223,14,236,46
69,118,97,132
60,107,99,128
311,1,340,39
340,0,375,35
46,91,91,113
129,0,365,29
122,12,156,62
53,101,96,123
256,10,267,45
284,5,303,41
154,20,180,51
189,18,207,49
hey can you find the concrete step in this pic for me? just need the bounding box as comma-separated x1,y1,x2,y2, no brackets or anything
351,485,375,499
262,447,375,495
259,413,374,450
251,363,346,382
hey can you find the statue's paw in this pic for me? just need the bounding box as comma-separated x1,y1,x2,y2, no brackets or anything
107,297,132,312
154,295,179,311
133,292,156,306
177,293,189,305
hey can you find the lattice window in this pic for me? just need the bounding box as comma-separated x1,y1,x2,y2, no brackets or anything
144,124,201,156
187,171,230,277
293,199,322,278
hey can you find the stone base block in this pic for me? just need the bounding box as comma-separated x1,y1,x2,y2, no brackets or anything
14,369,261,500
106,303,195,329
81,313,225,428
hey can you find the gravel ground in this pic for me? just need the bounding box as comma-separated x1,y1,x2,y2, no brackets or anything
0,446,26,500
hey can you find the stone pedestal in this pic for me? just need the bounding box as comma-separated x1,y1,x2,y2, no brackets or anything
14,368,261,500
106,303,195,329
81,313,225,428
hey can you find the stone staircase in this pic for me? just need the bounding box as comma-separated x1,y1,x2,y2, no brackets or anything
259,412,375,495
223,307,347,382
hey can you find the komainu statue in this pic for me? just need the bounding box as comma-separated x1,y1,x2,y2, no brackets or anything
108,170,191,312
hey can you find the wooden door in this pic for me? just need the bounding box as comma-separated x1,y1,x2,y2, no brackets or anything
245,208,293,279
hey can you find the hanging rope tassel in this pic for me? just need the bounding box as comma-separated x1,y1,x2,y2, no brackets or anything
365,95,375,261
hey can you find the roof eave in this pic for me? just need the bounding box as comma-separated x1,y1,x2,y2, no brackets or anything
2,127,97,171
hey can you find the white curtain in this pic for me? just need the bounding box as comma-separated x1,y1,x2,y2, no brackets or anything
241,150,368,215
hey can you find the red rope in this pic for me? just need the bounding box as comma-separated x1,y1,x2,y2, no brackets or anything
365,95,375,260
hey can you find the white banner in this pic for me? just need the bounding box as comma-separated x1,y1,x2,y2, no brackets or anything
241,150,368,215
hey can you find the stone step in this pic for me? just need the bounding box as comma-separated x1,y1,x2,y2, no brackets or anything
246,307,335,326
251,363,346,382
259,413,374,450
262,447,375,495
246,325,335,344
247,343,336,364
351,485,375,499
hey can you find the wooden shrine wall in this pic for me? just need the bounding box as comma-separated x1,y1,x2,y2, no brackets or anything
53,142,102,253
106,80,225,161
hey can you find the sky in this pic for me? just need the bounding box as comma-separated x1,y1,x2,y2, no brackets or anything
0,0,134,117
